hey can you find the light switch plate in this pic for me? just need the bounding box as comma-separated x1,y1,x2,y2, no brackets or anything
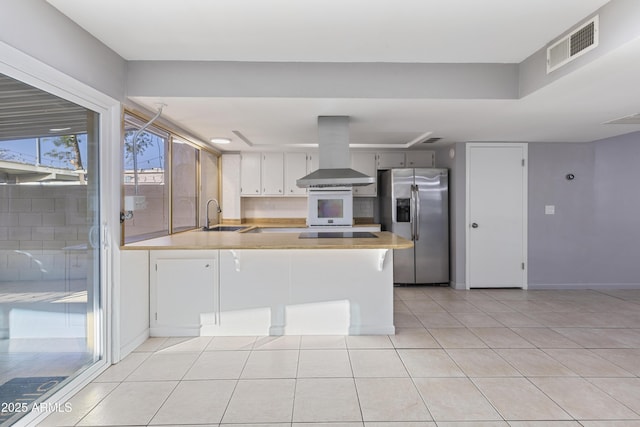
545,205,555,215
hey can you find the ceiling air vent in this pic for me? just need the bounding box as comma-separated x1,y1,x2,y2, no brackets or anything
604,113,640,125
547,15,599,74
421,137,442,144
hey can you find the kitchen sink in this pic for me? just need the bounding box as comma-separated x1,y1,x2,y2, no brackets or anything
202,225,248,232
245,227,307,233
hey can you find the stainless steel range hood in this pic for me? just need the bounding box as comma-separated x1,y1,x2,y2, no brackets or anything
296,116,375,188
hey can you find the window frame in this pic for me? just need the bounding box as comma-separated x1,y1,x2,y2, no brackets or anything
121,110,219,245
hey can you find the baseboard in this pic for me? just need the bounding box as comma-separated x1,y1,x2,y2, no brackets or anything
269,325,285,336
119,329,149,361
450,281,467,290
349,325,395,335
528,283,640,290
150,326,199,337
445,282,640,291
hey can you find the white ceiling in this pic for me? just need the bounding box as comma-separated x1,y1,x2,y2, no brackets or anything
45,0,640,151
48,0,609,63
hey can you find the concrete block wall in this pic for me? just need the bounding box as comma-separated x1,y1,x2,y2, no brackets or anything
0,184,89,282
123,184,168,238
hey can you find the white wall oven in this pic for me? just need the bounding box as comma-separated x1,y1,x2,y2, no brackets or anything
307,187,353,226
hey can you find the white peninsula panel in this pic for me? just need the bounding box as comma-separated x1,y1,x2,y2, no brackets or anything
202,250,289,336
287,249,394,335
118,250,150,357
202,248,395,336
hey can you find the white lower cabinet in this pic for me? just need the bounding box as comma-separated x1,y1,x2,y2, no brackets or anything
149,248,394,337
201,250,289,336
150,250,218,336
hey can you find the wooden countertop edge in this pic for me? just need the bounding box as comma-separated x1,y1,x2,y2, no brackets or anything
121,230,413,251
121,244,413,250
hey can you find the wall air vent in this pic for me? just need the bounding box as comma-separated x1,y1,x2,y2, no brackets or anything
547,15,599,74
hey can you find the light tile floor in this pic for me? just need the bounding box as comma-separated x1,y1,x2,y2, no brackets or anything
41,287,640,426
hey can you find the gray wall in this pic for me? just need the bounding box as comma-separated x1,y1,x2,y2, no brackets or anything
528,143,596,285
434,143,466,288
1,0,126,101
591,132,640,285
528,133,640,287
451,132,640,289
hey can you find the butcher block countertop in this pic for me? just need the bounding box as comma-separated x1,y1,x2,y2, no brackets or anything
121,228,413,250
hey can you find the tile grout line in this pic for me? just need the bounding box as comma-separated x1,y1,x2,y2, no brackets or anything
218,343,253,425
145,338,209,425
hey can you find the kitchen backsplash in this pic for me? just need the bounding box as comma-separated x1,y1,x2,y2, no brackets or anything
240,196,376,221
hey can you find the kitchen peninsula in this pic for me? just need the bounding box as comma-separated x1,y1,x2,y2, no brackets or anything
119,228,412,350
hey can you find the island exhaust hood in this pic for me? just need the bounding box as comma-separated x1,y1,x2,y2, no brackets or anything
296,116,375,188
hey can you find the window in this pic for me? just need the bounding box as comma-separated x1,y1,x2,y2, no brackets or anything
122,112,219,243
122,114,169,243
171,138,198,232
200,150,219,227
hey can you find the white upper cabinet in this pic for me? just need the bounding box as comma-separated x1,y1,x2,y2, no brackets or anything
240,152,262,195
406,151,435,167
306,152,319,174
377,151,435,169
284,152,308,196
351,152,377,197
377,152,406,169
238,150,435,198
262,152,284,195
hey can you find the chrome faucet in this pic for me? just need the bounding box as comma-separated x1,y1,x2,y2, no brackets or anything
205,198,222,229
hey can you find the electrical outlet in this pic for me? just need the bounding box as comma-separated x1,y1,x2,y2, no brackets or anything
124,195,147,211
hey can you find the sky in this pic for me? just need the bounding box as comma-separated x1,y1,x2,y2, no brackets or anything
0,135,88,169
0,132,165,170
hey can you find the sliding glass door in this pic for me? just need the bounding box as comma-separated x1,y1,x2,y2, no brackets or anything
0,73,103,425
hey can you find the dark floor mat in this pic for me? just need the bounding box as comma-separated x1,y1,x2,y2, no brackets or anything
0,377,67,423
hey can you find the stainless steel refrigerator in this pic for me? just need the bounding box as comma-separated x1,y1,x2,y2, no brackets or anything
379,168,449,284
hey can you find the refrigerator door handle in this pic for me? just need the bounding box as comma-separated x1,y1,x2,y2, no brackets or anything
410,184,419,241
409,184,415,240
415,185,421,241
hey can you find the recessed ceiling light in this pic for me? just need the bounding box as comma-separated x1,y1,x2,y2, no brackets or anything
49,127,71,132
210,137,231,144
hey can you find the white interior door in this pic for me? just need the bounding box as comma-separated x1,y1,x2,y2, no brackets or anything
466,143,527,289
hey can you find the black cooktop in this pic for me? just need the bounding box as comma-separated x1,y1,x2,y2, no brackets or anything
298,231,378,239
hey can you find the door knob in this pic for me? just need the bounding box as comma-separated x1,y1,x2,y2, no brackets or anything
471,223,479,228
